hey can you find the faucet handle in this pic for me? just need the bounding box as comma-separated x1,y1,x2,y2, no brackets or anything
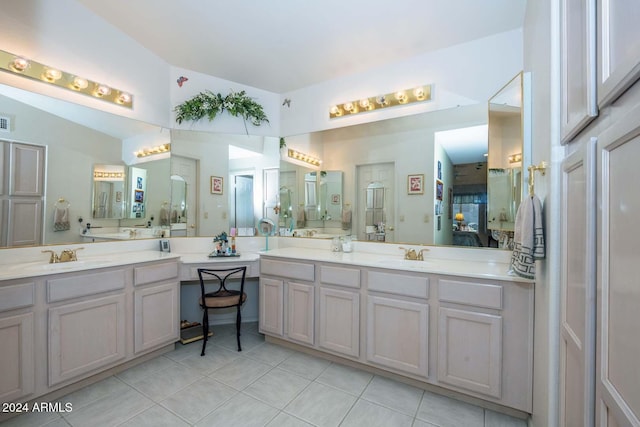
42,250,59,264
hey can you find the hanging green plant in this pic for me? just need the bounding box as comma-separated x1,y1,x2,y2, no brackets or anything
174,90,269,128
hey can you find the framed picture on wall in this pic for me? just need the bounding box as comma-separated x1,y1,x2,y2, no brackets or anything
407,174,424,195
448,187,453,219
211,176,223,195
435,180,444,201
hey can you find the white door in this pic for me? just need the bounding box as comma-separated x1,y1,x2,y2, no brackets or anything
356,162,395,242
171,155,198,237
560,137,597,426
596,113,640,426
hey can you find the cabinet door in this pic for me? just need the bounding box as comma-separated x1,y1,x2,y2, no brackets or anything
560,0,597,143
366,295,428,377
437,307,502,398
6,199,42,247
134,282,179,354
286,282,314,345
259,277,284,336
598,0,640,107
9,143,45,196
318,287,359,357
596,111,640,426
560,138,597,426
0,313,34,402
49,294,126,386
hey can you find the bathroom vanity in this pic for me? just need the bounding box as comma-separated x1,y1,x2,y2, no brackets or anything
0,250,180,409
258,246,534,413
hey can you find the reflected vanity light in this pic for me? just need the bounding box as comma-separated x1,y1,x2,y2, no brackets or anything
329,84,432,119
508,153,522,163
0,48,133,108
135,143,171,158
287,148,321,167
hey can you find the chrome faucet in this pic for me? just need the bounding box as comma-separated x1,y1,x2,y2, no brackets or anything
399,246,429,261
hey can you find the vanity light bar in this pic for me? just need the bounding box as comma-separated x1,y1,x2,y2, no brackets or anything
0,49,133,109
135,143,171,158
287,148,321,167
508,153,522,163
329,84,432,119
94,171,125,178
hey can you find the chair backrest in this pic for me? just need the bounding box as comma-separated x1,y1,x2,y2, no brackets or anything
197,266,247,304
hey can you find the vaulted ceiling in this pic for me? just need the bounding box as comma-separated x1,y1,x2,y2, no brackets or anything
76,0,526,93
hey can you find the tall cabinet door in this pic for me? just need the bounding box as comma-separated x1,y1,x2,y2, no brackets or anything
596,108,640,426
9,143,45,196
560,137,597,427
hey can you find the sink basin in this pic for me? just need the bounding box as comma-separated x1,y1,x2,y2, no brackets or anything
376,259,433,269
9,259,113,273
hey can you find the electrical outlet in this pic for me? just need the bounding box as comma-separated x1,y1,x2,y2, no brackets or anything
222,212,227,219
424,214,430,223
203,212,208,219
399,215,405,222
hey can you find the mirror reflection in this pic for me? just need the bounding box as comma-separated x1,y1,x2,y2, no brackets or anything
1,71,526,252
487,72,524,249
92,164,126,219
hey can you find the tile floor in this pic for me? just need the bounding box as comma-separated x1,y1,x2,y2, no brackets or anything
2,322,528,427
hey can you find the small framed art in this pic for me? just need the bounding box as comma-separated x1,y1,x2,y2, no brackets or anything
211,176,223,195
407,174,424,195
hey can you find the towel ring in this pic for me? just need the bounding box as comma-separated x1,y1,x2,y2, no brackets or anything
54,198,71,208
527,161,547,196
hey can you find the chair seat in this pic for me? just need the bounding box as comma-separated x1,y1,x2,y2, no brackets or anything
199,291,247,308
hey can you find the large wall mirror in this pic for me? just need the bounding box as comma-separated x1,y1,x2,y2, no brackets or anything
0,84,171,248
1,71,528,252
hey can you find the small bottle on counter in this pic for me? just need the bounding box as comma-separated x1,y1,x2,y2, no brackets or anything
230,228,237,253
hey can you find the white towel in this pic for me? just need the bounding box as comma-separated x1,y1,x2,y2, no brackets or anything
341,209,352,230
159,206,170,226
54,207,70,232
510,195,545,279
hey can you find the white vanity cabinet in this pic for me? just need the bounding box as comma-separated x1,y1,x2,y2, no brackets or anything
47,268,129,386
436,277,533,412
258,252,534,413
259,258,315,345
366,270,429,377
133,261,180,354
0,280,36,402
318,264,360,358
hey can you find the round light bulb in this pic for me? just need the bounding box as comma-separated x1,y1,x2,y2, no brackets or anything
43,68,62,82
72,76,89,90
11,57,29,72
330,105,341,115
95,84,112,97
117,92,131,104
395,91,407,103
343,102,354,112
359,98,370,109
414,86,425,99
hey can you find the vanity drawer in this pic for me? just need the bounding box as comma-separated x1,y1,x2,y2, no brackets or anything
134,261,178,286
47,269,127,303
0,282,35,312
261,258,315,282
438,279,502,309
320,265,360,288
368,271,429,299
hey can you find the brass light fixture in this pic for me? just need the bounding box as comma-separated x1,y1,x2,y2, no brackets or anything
0,49,133,108
329,84,432,119
134,143,171,158
508,153,522,164
287,148,321,167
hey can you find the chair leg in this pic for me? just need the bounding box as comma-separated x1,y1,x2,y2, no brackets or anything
236,306,242,352
201,309,209,357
